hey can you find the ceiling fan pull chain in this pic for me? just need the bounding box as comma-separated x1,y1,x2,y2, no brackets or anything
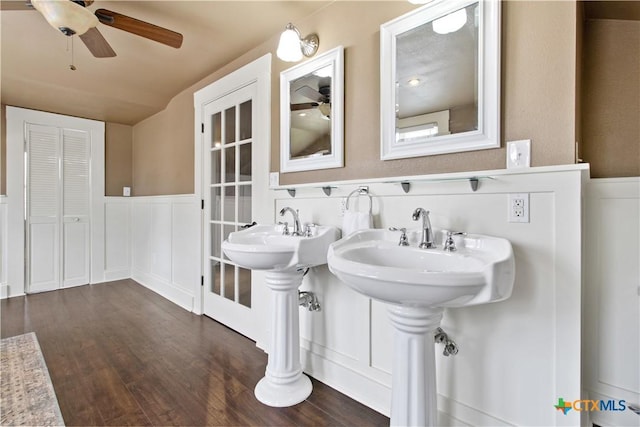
69,36,77,71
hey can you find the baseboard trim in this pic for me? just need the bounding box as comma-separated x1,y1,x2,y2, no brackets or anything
131,269,194,312
104,270,131,282
301,345,391,417
301,345,512,426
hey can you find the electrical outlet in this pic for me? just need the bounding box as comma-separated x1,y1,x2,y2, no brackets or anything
508,193,529,223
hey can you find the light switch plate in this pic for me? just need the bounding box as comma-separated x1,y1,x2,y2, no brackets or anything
123,186,131,197
269,172,279,187
506,139,531,169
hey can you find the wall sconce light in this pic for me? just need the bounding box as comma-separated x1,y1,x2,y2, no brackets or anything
276,23,319,62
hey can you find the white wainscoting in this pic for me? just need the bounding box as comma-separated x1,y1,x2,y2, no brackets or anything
0,196,7,298
583,177,640,427
104,197,131,281
130,195,200,312
267,165,586,426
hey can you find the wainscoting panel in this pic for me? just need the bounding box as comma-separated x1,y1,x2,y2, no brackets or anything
171,201,200,295
132,201,152,274
584,177,640,427
131,195,200,312
0,197,7,298
104,198,130,281
151,202,172,282
269,165,586,426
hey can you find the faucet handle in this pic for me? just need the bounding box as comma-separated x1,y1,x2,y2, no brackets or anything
303,223,317,237
389,227,409,246
443,231,466,252
277,221,290,235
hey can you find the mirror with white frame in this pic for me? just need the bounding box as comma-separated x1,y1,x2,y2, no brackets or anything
380,0,501,160
280,46,344,173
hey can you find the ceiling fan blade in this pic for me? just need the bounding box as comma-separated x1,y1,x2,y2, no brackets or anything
79,27,116,58
0,0,33,10
296,86,324,103
95,8,183,49
291,102,319,111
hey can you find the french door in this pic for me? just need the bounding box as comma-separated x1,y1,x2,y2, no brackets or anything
26,123,91,292
202,83,257,338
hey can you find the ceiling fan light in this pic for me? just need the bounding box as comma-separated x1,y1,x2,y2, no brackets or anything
31,0,98,36
432,8,467,35
277,23,303,62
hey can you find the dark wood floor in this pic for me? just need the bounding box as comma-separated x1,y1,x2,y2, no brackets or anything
1,279,389,426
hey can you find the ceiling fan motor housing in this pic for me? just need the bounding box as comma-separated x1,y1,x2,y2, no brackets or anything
59,26,75,36
70,1,94,7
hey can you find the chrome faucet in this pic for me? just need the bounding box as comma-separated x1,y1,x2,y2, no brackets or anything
412,208,436,249
279,207,302,236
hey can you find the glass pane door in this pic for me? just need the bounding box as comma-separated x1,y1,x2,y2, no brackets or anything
203,83,257,338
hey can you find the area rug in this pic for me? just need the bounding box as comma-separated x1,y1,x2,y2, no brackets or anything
1,332,65,426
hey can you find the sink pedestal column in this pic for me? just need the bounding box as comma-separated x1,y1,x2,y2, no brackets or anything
254,269,311,407
387,306,444,427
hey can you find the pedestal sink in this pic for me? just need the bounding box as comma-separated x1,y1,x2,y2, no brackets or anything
222,224,339,407
327,228,515,426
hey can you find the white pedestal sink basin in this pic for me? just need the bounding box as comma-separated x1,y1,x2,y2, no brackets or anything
222,224,339,407
327,228,515,426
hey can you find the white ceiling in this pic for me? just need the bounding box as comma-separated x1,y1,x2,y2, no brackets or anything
0,0,331,125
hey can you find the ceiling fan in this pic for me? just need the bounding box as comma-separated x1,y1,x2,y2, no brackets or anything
3,0,183,58
291,82,331,119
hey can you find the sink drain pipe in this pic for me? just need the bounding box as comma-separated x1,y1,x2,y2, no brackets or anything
434,327,459,356
298,291,321,311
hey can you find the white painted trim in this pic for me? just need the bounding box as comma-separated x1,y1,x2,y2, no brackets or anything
380,0,501,160
129,194,199,312
280,46,344,173
583,177,640,427
103,196,131,282
131,269,194,312
194,54,271,342
127,194,198,201
0,196,8,299
6,107,105,297
272,164,590,192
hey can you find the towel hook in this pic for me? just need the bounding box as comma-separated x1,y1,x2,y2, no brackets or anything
345,186,373,213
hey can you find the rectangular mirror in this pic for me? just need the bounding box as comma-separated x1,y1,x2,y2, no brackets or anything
280,46,344,173
380,0,500,160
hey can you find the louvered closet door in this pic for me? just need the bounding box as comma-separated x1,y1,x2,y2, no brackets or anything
27,124,90,292
61,129,90,287
27,124,61,292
